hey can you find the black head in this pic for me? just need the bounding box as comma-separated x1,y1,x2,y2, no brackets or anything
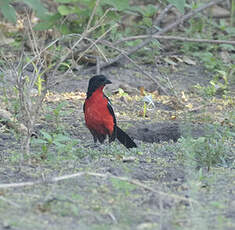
87,75,112,98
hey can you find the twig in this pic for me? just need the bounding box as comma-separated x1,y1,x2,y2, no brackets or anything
100,40,169,95
114,35,235,46
75,23,118,64
0,172,199,205
153,4,173,28
52,8,115,79
0,196,20,208
157,0,224,35
26,12,39,56
22,36,60,72
50,34,174,94
108,212,117,223
96,56,100,75
22,7,115,73
0,181,36,188
146,4,173,35
94,43,108,63
86,0,101,31
13,17,52,156
82,0,224,74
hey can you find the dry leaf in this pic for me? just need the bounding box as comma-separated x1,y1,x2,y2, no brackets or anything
220,51,231,64
139,86,145,96
183,56,196,65
151,90,159,97
138,111,148,118
172,55,183,63
122,156,137,163
181,91,188,102
164,57,178,66
216,105,223,111
185,103,193,109
210,5,230,18
170,115,177,120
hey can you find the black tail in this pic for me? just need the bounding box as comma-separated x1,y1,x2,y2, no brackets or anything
116,126,137,149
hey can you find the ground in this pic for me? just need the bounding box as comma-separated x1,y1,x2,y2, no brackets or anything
0,62,234,230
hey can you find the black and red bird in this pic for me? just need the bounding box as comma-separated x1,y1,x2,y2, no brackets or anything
83,75,137,149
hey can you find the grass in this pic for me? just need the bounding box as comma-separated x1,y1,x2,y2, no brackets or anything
0,132,234,230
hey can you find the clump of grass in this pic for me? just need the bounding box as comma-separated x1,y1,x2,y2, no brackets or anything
177,124,234,170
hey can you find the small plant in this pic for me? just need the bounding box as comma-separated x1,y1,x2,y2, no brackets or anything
194,69,229,97
178,124,234,170
167,0,186,14
32,100,78,160
35,0,126,33
195,52,220,71
32,130,77,160
194,83,216,97
52,102,68,133
111,177,136,196
142,95,155,118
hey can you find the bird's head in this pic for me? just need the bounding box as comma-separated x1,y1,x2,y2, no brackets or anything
87,75,112,97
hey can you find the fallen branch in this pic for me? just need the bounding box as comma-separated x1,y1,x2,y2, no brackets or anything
82,0,224,74
0,171,199,205
114,35,235,46
153,4,173,27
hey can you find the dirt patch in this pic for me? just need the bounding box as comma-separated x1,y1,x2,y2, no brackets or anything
127,121,209,143
47,63,212,94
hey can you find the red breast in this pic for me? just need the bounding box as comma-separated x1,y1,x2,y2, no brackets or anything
84,87,114,135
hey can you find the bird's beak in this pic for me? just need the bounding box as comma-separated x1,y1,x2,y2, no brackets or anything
104,79,112,85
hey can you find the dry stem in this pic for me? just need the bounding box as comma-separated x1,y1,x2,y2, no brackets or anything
0,171,199,206
114,35,235,46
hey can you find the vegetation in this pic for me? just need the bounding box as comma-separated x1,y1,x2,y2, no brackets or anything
0,0,234,229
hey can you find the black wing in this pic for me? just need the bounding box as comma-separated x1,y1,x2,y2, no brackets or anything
83,102,86,114
104,95,116,126
105,95,117,142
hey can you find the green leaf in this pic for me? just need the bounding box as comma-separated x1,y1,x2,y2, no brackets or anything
33,139,48,144
143,17,152,27
21,0,48,18
111,178,136,195
143,4,157,17
167,0,185,14
55,0,77,3
129,5,145,15
40,130,52,141
53,102,66,115
101,0,129,11
225,27,235,35
53,141,65,148
0,0,17,23
34,13,61,30
54,134,71,142
58,5,76,16
219,44,235,51
58,24,70,34
34,21,53,30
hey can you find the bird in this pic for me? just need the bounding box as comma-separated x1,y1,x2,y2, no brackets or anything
83,75,137,149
